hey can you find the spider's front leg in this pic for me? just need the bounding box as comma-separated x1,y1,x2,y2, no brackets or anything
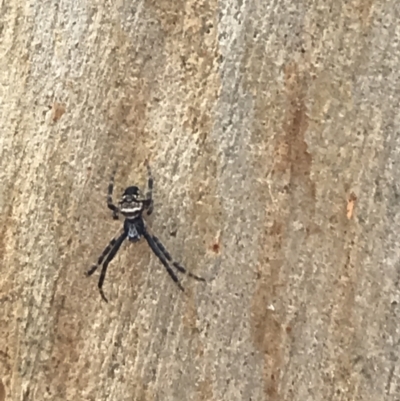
107,168,119,220
145,160,154,215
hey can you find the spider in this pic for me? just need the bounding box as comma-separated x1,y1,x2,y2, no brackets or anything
87,162,205,302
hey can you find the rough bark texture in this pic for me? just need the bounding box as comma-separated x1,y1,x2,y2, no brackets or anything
1,1,400,400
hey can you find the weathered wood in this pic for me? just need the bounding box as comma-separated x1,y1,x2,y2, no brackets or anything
1,1,399,400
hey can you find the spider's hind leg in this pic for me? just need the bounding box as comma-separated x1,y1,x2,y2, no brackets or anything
87,234,119,277
151,235,205,282
107,168,119,220
97,231,127,302
143,231,184,291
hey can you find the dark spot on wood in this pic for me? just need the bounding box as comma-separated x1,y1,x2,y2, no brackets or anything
22,387,29,401
51,102,66,122
269,220,283,237
211,242,220,253
349,192,357,202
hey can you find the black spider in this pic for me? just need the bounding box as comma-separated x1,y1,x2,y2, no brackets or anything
87,162,205,302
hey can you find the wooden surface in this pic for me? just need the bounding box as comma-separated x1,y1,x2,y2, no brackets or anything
1,1,400,400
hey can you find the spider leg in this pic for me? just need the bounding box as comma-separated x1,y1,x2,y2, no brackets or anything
107,168,119,220
87,229,122,276
144,160,154,215
151,235,205,282
143,230,184,291
97,231,127,302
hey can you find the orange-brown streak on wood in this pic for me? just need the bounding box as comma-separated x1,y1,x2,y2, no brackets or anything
242,27,315,397
282,62,314,202
250,59,316,400
238,16,287,396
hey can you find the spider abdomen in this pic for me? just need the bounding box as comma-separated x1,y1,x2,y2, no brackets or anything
124,217,144,242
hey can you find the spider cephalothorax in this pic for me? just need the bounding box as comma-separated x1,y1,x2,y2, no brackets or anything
119,186,147,220
87,162,205,302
